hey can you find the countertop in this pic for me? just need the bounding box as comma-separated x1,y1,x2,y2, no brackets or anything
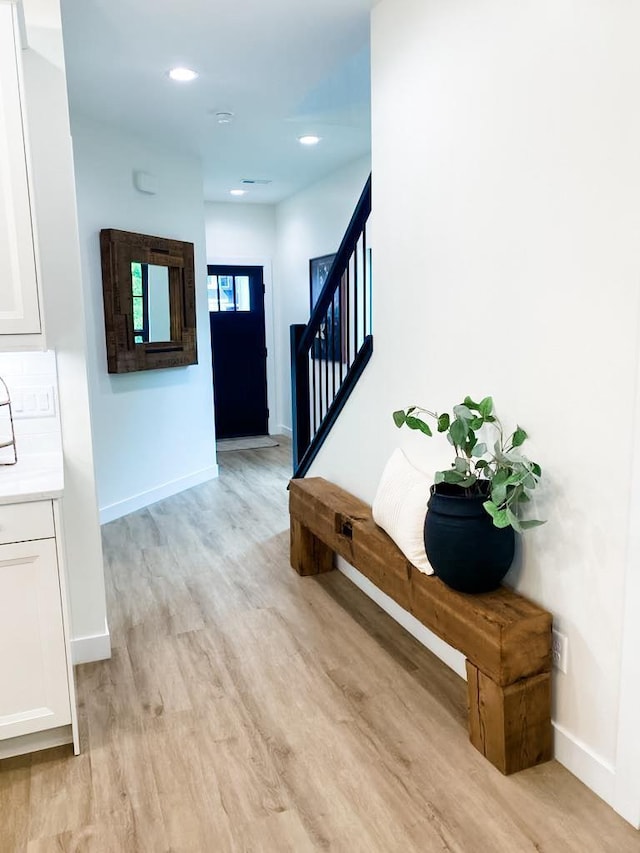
0,452,64,505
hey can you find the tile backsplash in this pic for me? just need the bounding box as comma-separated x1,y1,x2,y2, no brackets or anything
0,351,61,458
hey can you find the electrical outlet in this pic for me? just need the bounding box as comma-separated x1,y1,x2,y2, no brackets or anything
552,629,568,673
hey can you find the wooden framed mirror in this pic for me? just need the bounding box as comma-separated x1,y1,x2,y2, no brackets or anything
100,229,198,373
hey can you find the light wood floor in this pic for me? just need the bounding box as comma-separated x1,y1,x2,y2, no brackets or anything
1,439,639,852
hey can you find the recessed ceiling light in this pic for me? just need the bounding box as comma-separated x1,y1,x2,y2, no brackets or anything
168,67,198,82
215,112,234,124
230,189,247,196
298,135,321,146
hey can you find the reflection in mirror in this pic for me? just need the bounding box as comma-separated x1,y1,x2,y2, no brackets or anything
131,262,171,343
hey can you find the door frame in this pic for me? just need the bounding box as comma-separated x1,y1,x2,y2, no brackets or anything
207,255,276,437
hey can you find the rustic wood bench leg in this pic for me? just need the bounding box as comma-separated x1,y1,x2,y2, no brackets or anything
466,661,553,774
290,518,335,576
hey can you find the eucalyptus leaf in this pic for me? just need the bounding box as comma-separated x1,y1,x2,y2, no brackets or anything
492,483,507,507
464,438,477,458
437,413,450,432
519,519,546,529
464,396,481,411
512,426,527,447
492,509,511,528
505,471,524,486
471,442,487,458
434,471,445,484
483,500,498,518
454,457,468,473
449,417,468,446
479,396,493,418
442,470,464,484
459,475,478,488
509,484,524,503
469,417,484,430
405,415,432,436
483,501,510,528
453,404,473,420
392,410,406,428
492,469,509,487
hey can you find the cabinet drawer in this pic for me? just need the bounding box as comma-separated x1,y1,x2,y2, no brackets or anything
0,501,54,545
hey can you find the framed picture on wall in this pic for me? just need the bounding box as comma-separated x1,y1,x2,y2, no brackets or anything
310,253,341,361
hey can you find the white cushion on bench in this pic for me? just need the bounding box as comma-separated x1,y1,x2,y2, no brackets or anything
372,447,433,575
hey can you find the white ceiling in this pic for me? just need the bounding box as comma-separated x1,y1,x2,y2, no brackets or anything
60,0,375,204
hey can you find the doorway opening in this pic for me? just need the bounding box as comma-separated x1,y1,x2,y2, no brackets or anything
207,265,269,440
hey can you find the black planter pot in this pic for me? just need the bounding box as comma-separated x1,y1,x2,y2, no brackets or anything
424,482,515,594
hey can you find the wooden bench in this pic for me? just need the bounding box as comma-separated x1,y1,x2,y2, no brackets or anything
289,477,553,775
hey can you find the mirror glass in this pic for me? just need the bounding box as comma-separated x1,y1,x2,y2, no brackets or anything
131,262,171,342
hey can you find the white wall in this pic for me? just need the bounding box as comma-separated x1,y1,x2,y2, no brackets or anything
309,0,640,822
71,115,217,523
205,202,276,261
275,157,371,433
20,0,109,660
205,201,278,434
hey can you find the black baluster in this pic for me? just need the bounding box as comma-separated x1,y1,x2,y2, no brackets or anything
339,273,345,386
311,345,317,437
345,261,351,369
362,224,367,340
353,251,358,361
324,308,329,417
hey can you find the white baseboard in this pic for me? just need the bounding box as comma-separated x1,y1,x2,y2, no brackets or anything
336,560,635,825
278,424,293,438
0,725,73,760
71,619,111,664
99,465,219,524
552,721,616,806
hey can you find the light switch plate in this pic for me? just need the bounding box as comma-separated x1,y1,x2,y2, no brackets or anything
11,385,56,419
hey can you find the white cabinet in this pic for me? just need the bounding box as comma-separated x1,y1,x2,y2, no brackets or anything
0,1,42,338
0,499,77,758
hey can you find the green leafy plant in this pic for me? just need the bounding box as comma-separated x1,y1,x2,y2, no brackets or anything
393,396,545,533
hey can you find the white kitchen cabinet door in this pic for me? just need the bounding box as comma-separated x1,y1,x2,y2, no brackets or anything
0,538,71,740
0,2,41,336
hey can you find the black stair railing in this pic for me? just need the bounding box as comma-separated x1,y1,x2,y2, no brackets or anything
291,175,373,478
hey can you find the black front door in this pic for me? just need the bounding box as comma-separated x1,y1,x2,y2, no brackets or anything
208,265,268,439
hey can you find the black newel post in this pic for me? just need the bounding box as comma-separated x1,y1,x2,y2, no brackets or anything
290,324,310,470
